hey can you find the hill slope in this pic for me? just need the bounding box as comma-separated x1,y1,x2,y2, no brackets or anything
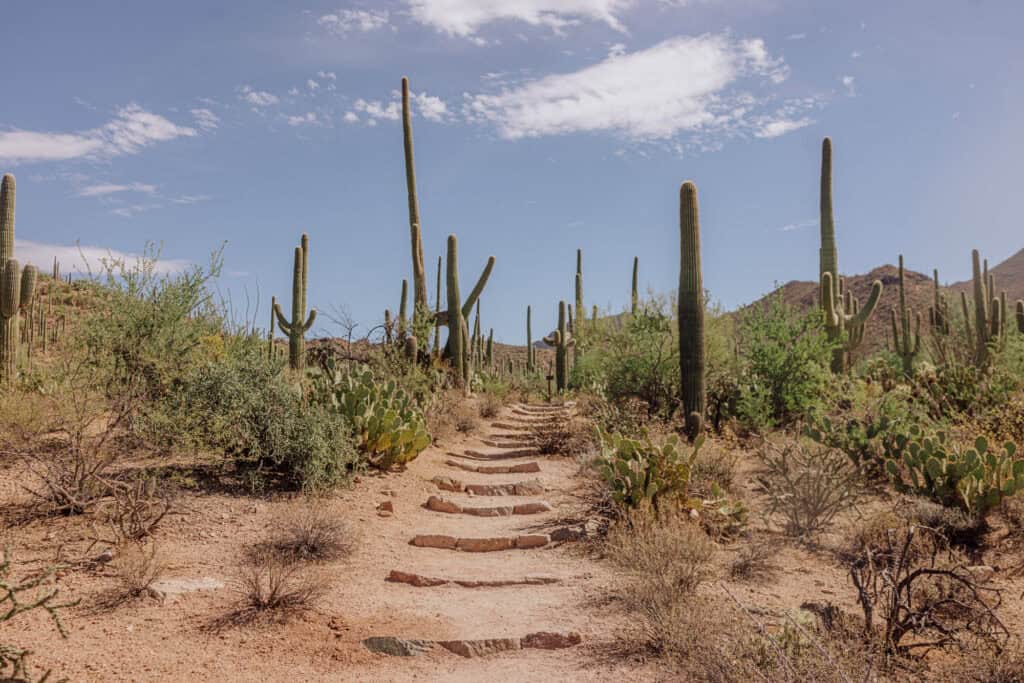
949,248,1024,303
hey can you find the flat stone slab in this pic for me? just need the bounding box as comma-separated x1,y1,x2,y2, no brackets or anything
446,459,541,474
515,534,551,549
457,537,514,552
439,638,521,658
150,577,224,598
462,505,513,517
425,497,551,517
432,475,464,492
363,637,435,657
482,439,536,449
522,631,582,649
461,448,542,460
425,495,463,514
513,501,553,515
464,479,545,496
410,534,458,549
409,535,550,552
386,570,561,588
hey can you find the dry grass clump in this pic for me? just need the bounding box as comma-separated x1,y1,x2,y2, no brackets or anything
114,542,165,600
478,392,503,419
728,541,777,582
757,437,863,538
262,502,352,562
533,417,594,457
231,551,328,622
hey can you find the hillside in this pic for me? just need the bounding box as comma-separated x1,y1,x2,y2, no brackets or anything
950,247,1024,303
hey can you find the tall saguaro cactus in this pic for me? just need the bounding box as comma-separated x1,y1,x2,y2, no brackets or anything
890,255,921,376
543,301,573,393
818,138,883,373
526,305,534,371
1016,300,1024,334
402,77,428,324
678,181,705,438
575,249,584,329
966,249,1005,366
273,233,316,370
434,255,442,356
445,235,466,384
631,256,639,315
0,174,37,382
398,279,408,340
927,269,951,335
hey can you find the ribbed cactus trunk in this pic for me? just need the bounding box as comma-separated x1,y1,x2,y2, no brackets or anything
526,305,533,371
384,310,393,344
575,249,583,330
556,301,568,392
434,255,442,357
398,279,408,340
486,328,493,366
678,182,705,439
273,234,316,371
819,138,838,292
1016,300,1024,334
1,174,14,265
631,256,639,315
0,175,35,383
891,255,921,377
446,235,466,385
928,269,950,335
402,77,428,325
268,295,277,360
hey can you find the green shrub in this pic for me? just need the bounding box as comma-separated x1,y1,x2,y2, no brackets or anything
885,428,1024,516
735,292,835,430
311,363,430,470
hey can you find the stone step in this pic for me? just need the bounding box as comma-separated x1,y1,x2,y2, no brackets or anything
490,422,537,431
481,439,537,449
409,534,551,551
431,476,545,496
457,448,542,460
445,459,541,474
509,410,565,421
363,632,580,657
425,495,552,516
385,570,561,588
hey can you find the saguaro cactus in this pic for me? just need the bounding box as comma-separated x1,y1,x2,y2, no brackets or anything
434,255,442,356
486,328,493,366
890,255,921,376
678,181,705,438
268,295,277,360
402,77,429,324
966,249,1005,366
398,279,408,340
526,305,534,371
0,175,36,382
927,269,951,335
818,138,883,373
445,235,467,384
273,233,316,370
575,249,584,330
543,301,574,392
1016,300,1023,334
631,256,639,315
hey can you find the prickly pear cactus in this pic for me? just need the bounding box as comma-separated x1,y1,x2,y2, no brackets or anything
594,427,703,510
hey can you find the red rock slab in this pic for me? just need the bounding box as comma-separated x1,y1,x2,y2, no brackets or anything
512,501,553,515
456,537,514,552
522,632,582,649
386,570,449,587
424,496,463,514
438,638,521,658
515,534,550,549
409,534,458,549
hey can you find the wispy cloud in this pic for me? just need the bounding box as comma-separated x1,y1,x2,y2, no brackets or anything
779,218,816,232
0,104,196,164
110,203,162,218
343,89,451,126
406,0,633,38
841,75,856,96
191,108,220,131
286,112,321,127
463,34,807,145
754,116,812,138
785,32,807,40
171,194,212,204
16,239,190,274
317,9,390,34
239,85,280,108
77,182,156,197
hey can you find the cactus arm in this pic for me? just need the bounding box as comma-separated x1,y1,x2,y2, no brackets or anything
821,272,839,328
445,235,465,384
851,280,883,328
459,255,496,321
273,301,292,333
302,308,317,333
819,138,838,284
1017,300,1024,334
631,256,639,315
434,255,442,355
19,265,36,311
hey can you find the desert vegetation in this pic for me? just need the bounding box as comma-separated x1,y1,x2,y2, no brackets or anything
3,83,1024,682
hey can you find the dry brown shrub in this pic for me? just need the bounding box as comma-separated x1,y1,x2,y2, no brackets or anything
478,392,503,419
261,501,352,563
728,541,777,582
114,542,165,600
425,390,479,441
533,417,594,457
233,551,328,620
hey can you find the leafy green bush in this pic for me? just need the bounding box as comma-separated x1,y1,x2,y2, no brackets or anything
885,428,1024,516
311,363,430,469
735,292,835,430
595,427,701,510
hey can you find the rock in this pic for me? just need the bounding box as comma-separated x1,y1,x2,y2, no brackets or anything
386,570,449,587
438,638,521,658
508,462,541,474
475,465,511,474
522,632,582,650
94,547,115,564
380,489,397,497
966,565,996,584
425,496,463,514
410,534,458,549
512,501,553,515
377,500,394,512
550,526,585,542
453,576,561,588
513,480,545,496
377,510,393,518
363,637,434,657
515,534,550,549
457,537,514,552
464,483,513,496
432,476,463,492
462,505,513,517
150,577,224,600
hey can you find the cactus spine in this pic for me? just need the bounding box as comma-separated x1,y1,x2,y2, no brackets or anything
631,256,639,315
890,255,921,376
273,233,316,370
0,175,35,382
818,138,883,373
678,181,705,438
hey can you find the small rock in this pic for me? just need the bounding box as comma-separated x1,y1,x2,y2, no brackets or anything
515,534,550,549
513,501,553,515
432,476,463,492
363,637,434,657
377,510,393,518
410,534,458,549
476,465,511,474
94,547,115,564
377,500,394,512
550,526,585,542
508,462,541,474
438,638,521,658
522,631,582,650
380,489,397,497
457,537,514,552
425,496,463,514
386,570,449,587
513,480,545,496
462,505,513,517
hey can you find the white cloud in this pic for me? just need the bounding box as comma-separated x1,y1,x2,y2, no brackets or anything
317,71,337,81
317,9,390,33
286,112,320,126
240,85,280,108
288,87,300,96
346,90,451,125
109,203,162,218
171,194,212,204
343,111,360,124
191,108,220,131
406,0,633,38
464,34,800,142
16,239,190,274
77,182,156,197
754,117,812,138
414,92,450,122
779,217,815,232
0,105,196,164
850,50,861,59
307,79,320,91
353,98,401,122
841,75,856,96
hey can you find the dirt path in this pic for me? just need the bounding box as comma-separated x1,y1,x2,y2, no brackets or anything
7,402,661,682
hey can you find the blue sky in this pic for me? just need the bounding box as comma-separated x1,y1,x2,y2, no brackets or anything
2,0,1022,342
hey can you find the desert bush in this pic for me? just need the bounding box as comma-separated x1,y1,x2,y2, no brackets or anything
94,476,173,543
735,293,835,430
233,550,328,619
884,428,1024,517
728,541,777,581
311,364,431,469
757,438,862,537
533,417,594,457
262,502,352,562
478,392,503,419
1,548,77,682
580,394,649,439
112,542,165,601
